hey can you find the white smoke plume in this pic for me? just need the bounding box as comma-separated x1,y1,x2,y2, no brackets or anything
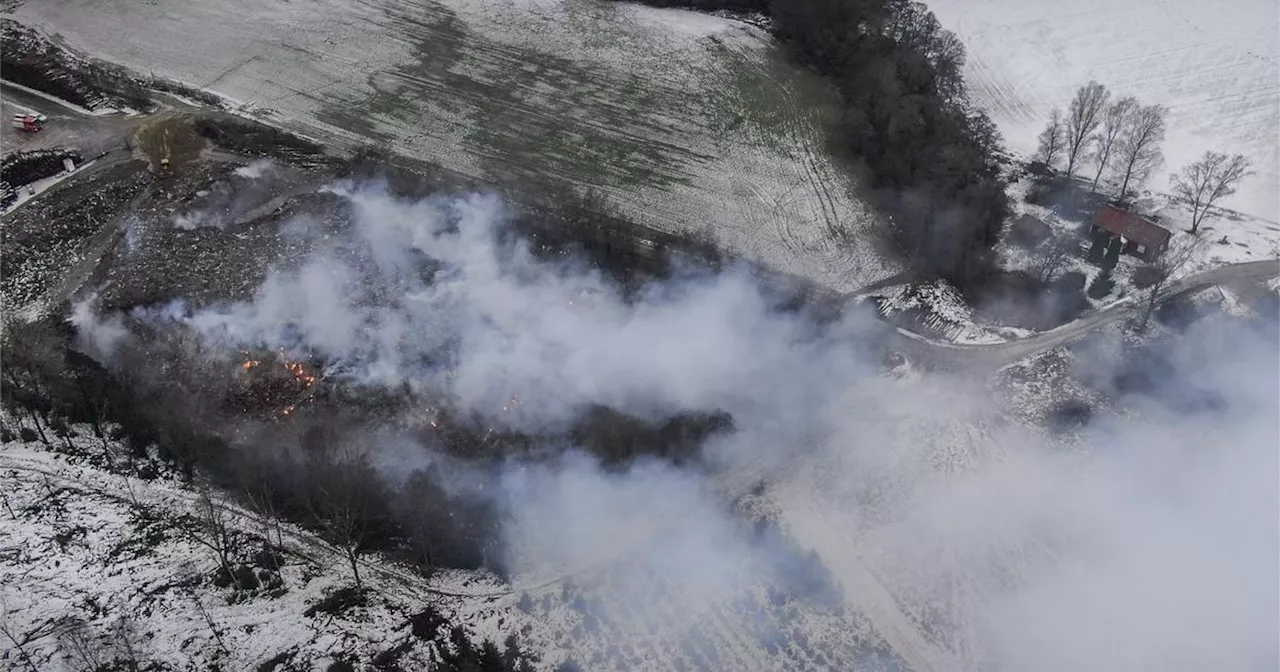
171,160,284,230
80,182,1277,670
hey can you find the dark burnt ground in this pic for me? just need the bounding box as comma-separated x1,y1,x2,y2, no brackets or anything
1,158,151,311
0,109,349,316
95,161,343,311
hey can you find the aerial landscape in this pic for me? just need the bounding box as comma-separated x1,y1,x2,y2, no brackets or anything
0,0,1276,671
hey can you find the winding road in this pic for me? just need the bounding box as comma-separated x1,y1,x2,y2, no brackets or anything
887,259,1280,370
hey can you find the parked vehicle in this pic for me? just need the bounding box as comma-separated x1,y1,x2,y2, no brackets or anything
10,113,47,132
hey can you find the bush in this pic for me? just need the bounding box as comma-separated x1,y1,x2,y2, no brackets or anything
1051,271,1087,295
304,586,366,618
19,427,39,443
411,606,450,640
1088,271,1115,299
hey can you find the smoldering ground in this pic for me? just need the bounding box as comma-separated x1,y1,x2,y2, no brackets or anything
71,181,1277,670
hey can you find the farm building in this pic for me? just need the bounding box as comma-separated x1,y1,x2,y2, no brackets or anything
1090,204,1171,261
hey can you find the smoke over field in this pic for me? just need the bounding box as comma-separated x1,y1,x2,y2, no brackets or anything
67,183,1277,670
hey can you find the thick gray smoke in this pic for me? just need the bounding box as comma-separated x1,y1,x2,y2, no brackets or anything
78,182,1278,670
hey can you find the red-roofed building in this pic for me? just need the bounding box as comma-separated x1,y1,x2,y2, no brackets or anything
1090,204,1171,261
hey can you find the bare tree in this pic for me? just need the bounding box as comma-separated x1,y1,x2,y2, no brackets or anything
1171,151,1253,235
1035,230,1080,282
57,618,106,671
188,486,242,590
187,589,228,657
71,364,114,458
1089,95,1138,191
1136,236,1204,332
0,333,55,449
1114,104,1167,203
1063,81,1110,179
108,614,144,672
0,488,14,520
1035,107,1067,168
238,467,286,572
0,599,39,672
302,447,380,590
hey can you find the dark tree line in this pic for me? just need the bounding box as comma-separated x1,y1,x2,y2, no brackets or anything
2,311,741,579
613,0,1012,292
772,0,1010,292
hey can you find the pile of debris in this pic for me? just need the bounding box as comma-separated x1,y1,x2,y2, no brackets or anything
1,148,84,191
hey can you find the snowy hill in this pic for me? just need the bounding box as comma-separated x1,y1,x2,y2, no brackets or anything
0,436,528,671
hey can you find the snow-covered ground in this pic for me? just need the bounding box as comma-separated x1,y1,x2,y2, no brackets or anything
3,0,899,293
927,0,1279,220
0,425,913,671
0,437,527,671
1140,194,1280,271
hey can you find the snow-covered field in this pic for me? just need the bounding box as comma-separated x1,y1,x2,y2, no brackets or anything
927,0,1279,221
2,0,899,293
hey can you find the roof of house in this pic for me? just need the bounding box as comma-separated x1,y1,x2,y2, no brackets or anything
1093,204,1171,249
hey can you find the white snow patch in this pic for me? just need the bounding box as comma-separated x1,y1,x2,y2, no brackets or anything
233,159,274,179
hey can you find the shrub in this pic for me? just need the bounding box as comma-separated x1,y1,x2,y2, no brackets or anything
304,586,366,618
410,606,450,640
1088,271,1115,299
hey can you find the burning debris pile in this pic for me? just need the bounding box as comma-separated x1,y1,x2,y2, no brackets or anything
230,349,323,418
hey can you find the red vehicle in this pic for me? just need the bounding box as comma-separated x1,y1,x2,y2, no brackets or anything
10,113,47,132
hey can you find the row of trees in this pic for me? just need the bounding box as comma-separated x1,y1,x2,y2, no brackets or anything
1036,81,1167,201
1037,82,1253,233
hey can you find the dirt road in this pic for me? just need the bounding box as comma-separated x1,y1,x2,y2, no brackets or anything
0,83,141,157
890,259,1280,370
